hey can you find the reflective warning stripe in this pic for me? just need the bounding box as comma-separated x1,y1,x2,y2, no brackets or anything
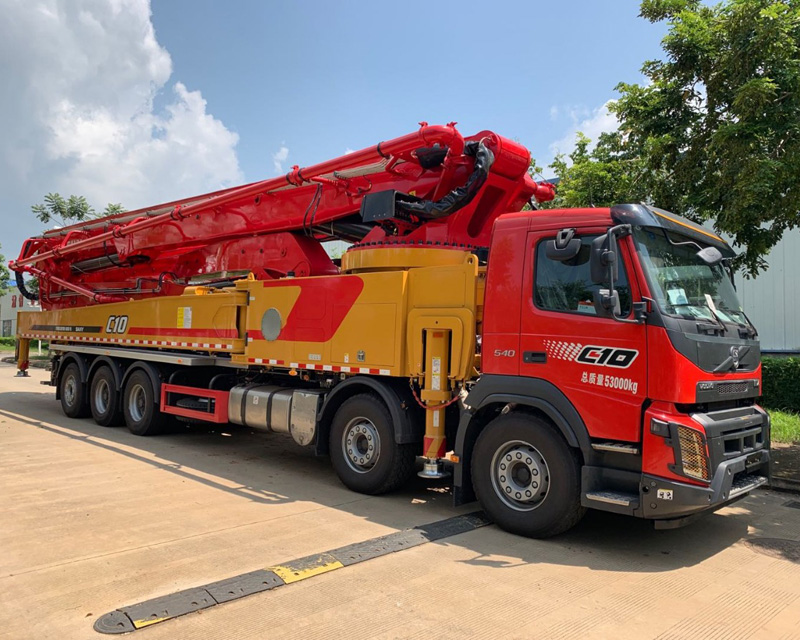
93,512,489,634
19,333,233,350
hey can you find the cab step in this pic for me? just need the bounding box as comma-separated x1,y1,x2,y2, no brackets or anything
583,490,640,514
581,467,641,515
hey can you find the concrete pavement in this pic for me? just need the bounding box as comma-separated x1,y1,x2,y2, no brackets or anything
1,363,799,640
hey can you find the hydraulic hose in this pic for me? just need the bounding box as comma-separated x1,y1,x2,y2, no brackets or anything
15,271,38,302
395,140,495,220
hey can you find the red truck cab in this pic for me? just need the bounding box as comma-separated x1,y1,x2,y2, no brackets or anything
455,203,769,536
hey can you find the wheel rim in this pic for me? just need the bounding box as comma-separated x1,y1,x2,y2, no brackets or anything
342,417,380,473
490,440,550,511
128,383,147,423
94,378,111,414
64,375,77,408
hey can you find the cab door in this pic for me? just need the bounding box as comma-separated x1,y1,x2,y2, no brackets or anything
518,229,648,443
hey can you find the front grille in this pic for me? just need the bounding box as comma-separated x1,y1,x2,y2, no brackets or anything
721,424,764,456
717,382,748,395
694,379,758,404
676,426,710,481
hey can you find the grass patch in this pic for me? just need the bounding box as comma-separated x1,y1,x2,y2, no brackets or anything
769,409,800,445
0,346,48,354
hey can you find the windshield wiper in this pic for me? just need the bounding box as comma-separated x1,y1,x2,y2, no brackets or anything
740,310,758,338
697,300,758,340
718,306,758,339
701,301,729,334
669,302,727,335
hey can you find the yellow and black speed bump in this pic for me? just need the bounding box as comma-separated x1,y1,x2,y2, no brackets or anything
94,511,489,634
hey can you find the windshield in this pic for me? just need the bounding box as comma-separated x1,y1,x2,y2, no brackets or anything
633,227,748,326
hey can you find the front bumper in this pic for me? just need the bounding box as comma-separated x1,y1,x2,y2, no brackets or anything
640,448,770,527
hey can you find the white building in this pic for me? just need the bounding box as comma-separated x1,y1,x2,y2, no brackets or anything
736,228,800,353
0,285,41,337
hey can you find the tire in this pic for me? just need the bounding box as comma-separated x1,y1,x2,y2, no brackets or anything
122,369,168,436
174,397,209,424
90,366,123,427
472,412,586,538
59,362,90,419
329,394,416,495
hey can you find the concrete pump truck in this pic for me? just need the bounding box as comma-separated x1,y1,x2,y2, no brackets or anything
11,123,769,537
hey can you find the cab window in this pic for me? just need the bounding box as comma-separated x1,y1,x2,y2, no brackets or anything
534,235,631,316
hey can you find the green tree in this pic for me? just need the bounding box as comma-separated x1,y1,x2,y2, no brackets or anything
612,0,800,275
0,246,9,295
31,193,126,227
544,131,649,209
22,194,126,298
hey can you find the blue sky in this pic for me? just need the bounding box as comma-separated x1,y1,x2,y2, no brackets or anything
150,0,666,175
0,0,667,262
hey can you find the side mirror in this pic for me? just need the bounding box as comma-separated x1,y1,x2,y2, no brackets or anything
588,224,643,324
590,235,618,284
594,288,621,318
696,246,723,266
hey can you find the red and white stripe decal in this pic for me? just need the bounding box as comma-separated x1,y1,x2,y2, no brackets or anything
20,332,390,375
127,327,239,338
20,333,233,351
246,358,391,376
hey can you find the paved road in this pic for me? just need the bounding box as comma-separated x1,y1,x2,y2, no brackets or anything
1,363,799,640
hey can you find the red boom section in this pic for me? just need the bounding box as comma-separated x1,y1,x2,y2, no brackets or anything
11,123,554,310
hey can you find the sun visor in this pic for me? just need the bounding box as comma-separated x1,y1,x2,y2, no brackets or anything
610,204,733,255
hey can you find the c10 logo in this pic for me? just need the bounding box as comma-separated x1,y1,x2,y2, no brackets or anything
576,346,638,369
105,315,129,334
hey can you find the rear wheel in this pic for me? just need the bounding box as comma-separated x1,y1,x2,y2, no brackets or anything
329,394,416,495
90,366,123,426
472,413,585,538
59,362,89,419
123,369,167,436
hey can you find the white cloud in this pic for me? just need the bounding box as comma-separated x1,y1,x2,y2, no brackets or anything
548,100,619,161
0,0,242,253
344,148,356,155
48,82,241,208
272,146,289,174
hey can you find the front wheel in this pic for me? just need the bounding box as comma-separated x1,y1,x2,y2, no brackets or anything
472,413,586,538
329,394,416,495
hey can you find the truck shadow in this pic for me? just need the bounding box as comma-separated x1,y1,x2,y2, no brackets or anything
452,508,752,574
0,389,757,574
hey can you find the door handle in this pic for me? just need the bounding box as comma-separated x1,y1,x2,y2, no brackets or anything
523,351,547,364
